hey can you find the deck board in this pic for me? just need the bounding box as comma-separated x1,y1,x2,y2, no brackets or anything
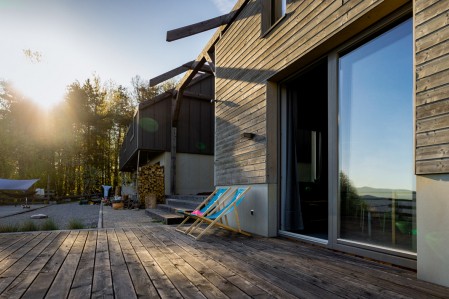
21,231,78,299
68,230,97,299
0,226,448,299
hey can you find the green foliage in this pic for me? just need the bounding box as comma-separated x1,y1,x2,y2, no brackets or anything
20,221,39,232
0,224,19,233
68,219,85,229
340,172,362,216
41,219,59,231
0,74,177,197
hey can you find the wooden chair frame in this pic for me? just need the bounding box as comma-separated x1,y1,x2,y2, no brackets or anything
184,187,252,240
176,187,231,233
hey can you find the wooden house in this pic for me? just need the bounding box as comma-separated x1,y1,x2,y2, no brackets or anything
119,73,214,195
164,0,449,288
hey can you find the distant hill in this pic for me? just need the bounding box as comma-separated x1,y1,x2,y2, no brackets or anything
356,186,415,200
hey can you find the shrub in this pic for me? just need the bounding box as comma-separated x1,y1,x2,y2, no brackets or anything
20,221,39,232
41,219,59,231
0,224,19,233
68,219,85,229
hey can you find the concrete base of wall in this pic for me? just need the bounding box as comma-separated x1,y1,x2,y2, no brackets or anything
417,174,449,288
216,184,277,237
148,152,214,196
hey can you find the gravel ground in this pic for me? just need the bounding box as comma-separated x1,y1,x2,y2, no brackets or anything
0,202,164,232
101,205,163,228
0,202,100,230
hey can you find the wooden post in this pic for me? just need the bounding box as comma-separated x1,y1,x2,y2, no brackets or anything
170,126,177,195
392,191,396,245
136,150,140,198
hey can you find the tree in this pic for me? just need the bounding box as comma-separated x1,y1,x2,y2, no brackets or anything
131,75,177,103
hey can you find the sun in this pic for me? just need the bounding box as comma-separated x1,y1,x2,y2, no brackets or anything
13,56,65,111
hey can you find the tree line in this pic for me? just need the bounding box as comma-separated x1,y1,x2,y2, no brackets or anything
0,75,175,197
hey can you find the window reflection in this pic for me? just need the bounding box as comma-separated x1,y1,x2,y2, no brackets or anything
339,19,416,252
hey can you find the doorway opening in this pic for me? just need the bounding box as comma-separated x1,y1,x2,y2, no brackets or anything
280,58,328,240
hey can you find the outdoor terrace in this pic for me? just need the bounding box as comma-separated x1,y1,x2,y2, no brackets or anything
0,225,448,298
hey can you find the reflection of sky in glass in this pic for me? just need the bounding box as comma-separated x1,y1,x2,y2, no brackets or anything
339,19,414,191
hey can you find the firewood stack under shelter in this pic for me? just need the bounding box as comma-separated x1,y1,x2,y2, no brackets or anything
137,163,165,207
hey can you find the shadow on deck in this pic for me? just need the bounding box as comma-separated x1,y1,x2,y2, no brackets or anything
0,226,448,298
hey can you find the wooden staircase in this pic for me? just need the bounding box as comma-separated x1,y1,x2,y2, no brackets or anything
145,195,207,225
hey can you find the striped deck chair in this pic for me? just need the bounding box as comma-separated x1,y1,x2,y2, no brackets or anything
176,187,231,233
185,186,252,240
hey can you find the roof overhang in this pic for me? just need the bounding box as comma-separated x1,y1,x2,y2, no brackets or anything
0,179,39,191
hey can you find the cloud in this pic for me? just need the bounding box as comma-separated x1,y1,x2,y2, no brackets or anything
210,0,237,14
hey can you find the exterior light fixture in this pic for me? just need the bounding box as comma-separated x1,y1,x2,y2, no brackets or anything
242,132,255,139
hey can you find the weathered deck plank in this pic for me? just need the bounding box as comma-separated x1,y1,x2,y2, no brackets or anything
137,228,207,299
152,228,253,298
21,231,79,299
123,228,182,298
0,232,68,299
0,226,448,299
45,231,88,299
68,230,97,299
115,228,159,298
91,230,113,299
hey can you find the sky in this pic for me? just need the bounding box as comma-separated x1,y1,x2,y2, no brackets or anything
0,0,237,109
339,19,415,192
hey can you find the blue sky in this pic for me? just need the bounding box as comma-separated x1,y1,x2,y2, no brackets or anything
339,19,414,191
0,0,236,109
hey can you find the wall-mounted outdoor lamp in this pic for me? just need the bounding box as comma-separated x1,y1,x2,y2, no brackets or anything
241,132,256,139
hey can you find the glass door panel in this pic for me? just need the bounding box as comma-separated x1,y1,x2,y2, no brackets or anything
338,19,416,252
281,59,328,240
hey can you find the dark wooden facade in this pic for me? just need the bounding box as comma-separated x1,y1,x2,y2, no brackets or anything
119,74,214,172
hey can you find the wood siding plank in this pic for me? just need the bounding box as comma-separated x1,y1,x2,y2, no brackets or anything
415,1,449,174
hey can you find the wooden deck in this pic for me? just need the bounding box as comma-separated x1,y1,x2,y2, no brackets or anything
0,226,448,299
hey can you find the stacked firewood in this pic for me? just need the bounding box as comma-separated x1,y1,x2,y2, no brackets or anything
137,164,165,207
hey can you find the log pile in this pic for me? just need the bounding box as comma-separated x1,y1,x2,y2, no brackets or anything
137,164,165,207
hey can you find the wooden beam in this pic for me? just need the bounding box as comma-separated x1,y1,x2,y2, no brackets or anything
204,51,216,76
183,90,214,101
173,0,250,93
149,61,194,87
149,61,213,87
172,57,207,127
167,13,233,42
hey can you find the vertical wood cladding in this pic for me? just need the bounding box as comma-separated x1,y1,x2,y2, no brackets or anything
415,0,449,174
119,75,214,171
215,0,409,185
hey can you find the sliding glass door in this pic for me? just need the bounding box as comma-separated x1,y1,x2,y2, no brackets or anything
338,19,415,252
280,17,415,259
280,59,328,241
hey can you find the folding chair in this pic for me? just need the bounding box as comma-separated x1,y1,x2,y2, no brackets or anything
176,187,231,233
185,186,251,240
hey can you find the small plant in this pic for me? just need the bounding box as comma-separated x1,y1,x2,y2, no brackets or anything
20,221,39,232
0,224,19,233
68,219,85,229
41,219,59,231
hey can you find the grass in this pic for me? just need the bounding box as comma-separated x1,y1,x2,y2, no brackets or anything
0,224,20,233
41,219,59,230
0,218,60,233
20,221,39,232
68,219,85,229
